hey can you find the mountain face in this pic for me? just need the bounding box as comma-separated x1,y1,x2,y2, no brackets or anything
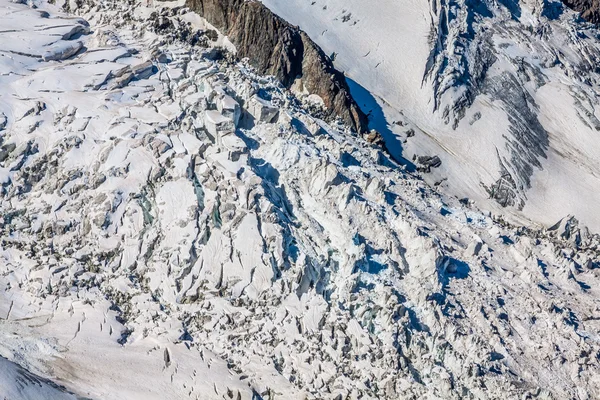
1,0,600,400
186,0,368,134
259,0,600,233
562,0,600,23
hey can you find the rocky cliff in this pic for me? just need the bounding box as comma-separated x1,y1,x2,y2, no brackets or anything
186,0,369,133
560,0,600,22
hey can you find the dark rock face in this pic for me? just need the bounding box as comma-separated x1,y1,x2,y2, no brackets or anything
186,0,368,133
561,0,600,23
415,155,442,173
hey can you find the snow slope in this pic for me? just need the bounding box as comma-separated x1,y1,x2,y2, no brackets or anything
260,0,600,233
0,356,79,400
0,0,599,399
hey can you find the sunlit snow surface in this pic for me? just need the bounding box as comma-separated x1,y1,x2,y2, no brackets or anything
261,0,600,232
0,1,599,399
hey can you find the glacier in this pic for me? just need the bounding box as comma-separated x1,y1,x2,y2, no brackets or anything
0,0,599,399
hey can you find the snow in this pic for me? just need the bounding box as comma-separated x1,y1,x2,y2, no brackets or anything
42,40,84,61
0,356,78,400
260,0,600,233
0,0,599,399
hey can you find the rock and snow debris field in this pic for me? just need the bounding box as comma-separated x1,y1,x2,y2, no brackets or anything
0,0,599,399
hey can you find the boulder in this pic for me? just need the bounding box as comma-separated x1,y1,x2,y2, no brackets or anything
366,130,385,147
414,155,442,173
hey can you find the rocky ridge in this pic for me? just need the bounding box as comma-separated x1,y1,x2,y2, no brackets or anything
185,0,368,134
561,0,600,23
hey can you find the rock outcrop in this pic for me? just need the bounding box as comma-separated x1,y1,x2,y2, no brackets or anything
186,0,368,133
561,0,600,22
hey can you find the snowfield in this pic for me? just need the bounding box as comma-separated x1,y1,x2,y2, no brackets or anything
0,0,599,399
261,0,600,233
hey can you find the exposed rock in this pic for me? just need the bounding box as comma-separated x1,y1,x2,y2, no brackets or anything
186,0,368,133
415,154,442,173
561,0,600,23
365,129,385,146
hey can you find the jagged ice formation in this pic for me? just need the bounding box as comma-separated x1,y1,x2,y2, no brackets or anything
0,1,600,400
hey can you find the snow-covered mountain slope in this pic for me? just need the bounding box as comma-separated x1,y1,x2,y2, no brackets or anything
259,0,600,233
1,0,600,399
